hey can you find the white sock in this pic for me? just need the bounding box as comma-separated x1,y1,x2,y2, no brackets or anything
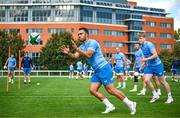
118,82,121,87
28,80,31,82
123,97,133,107
102,98,114,108
24,80,26,82
152,90,157,96
123,82,126,87
167,92,172,98
134,85,137,90
157,89,161,93
142,88,146,92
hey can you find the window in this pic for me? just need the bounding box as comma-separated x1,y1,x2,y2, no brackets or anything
160,44,172,49
104,30,124,36
26,28,43,34
48,28,66,34
88,29,99,35
80,6,93,22
28,52,41,70
160,23,171,28
3,29,20,33
147,32,156,38
104,42,124,47
146,21,156,27
9,6,28,22
160,33,172,39
97,8,112,24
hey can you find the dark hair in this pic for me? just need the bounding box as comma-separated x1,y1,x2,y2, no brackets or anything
135,42,140,45
79,27,89,35
138,32,146,38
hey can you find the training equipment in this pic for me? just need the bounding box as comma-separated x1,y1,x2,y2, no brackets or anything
36,83,40,86
134,72,139,77
29,32,41,45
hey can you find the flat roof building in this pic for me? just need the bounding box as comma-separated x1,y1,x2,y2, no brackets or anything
0,0,174,68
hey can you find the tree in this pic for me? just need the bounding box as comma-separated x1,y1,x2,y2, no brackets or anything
0,31,25,69
173,29,180,59
40,32,80,70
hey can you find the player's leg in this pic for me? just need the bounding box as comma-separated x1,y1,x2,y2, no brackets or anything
144,74,159,103
23,68,27,84
90,82,115,114
105,84,136,115
153,76,161,95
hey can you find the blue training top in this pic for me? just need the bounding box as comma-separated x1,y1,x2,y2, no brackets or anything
114,52,125,68
69,64,74,71
7,57,16,68
141,41,161,66
135,48,143,68
77,61,82,70
79,39,107,71
21,57,33,68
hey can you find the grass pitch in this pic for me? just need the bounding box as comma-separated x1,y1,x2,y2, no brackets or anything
0,77,180,118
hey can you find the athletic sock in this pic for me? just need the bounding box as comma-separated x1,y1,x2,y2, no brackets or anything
123,97,133,107
102,98,114,108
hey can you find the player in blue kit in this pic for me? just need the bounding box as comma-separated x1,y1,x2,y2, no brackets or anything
61,27,136,115
4,54,16,84
76,61,83,79
83,63,88,77
69,63,74,79
114,48,127,89
171,59,180,82
138,32,173,103
130,43,144,92
21,52,34,84
125,58,132,80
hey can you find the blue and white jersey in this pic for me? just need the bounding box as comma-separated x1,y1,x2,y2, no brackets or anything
135,48,143,68
69,64,74,71
79,39,107,71
114,52,125,68
77,61,82,70
8,57,16,68
141,41,161,66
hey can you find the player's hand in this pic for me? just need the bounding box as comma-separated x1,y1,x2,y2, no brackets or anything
21,67,23,70
141,58,147,62
61,45,70,54
71,39,78,50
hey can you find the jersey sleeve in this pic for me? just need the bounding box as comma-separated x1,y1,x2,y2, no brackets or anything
87,40,98,52
147,42,156,53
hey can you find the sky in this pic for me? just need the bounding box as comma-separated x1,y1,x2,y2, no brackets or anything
131,0,180,30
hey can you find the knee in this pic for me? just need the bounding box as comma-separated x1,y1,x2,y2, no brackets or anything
107,88,116,95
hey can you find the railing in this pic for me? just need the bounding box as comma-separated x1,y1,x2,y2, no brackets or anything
0,70,171,78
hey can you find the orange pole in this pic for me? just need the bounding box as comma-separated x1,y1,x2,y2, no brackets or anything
6,46,10,92
18,50,21,89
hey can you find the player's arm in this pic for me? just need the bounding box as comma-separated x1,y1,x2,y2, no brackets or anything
4,58,9,67
139,62,146,71
142,50,158,62
123,57,127,70
76,48,94,58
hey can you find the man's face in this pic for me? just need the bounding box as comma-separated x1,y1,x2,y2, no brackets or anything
78,30,87,42
135,44,140,50
11,54,14,58
138,36,145,44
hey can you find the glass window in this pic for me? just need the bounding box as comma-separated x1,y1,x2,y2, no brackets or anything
104,30,124,36
26,28,43,34
88,29,99,35
160,44,172,49
160,33,172,39
147,32,156,38
160,23,171,28
104,41,124,47
48,28,66,34
9,6,28,22
146,21,156,27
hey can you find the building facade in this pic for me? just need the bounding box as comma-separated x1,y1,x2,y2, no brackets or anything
0,0,174,68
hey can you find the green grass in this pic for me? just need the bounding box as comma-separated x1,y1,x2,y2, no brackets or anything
0,77,180,118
